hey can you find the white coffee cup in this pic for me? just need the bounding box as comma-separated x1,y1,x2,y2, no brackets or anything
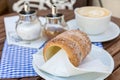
74,6,112,35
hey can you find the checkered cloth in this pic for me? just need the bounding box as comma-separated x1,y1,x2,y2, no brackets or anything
0,40,103,79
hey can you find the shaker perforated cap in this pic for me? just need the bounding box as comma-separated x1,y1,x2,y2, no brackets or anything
24,2,30,13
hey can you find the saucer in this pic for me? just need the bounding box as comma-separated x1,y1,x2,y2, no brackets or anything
67,19,120,42
32,45,114,80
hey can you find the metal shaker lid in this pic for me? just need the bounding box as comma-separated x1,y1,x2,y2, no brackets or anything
46,4,64,24
18,2,38,22
19,2,36,15
47,4,63,18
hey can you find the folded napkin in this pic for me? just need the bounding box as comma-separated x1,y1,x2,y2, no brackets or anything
4,16,46,48
40,50,109,77
0,41,38,78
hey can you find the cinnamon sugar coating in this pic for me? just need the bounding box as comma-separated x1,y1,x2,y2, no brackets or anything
43,30,91,67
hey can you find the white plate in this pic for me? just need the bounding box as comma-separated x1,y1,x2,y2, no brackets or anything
32,45,114,80
67,19,120,42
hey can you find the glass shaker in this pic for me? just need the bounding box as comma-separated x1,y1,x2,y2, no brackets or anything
43,5,69,40
16,2,42,41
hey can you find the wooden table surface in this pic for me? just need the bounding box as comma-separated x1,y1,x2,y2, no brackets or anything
0,10,120,80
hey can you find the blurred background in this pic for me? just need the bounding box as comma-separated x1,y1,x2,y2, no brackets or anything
0,0,119,18
0,0,90,15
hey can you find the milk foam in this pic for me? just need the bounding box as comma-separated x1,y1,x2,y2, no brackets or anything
76,7,110,18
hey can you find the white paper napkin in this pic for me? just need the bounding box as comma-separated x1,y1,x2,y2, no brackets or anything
33,45,111,77
4,16,46,48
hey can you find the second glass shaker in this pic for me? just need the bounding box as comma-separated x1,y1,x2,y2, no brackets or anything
43,5,69,40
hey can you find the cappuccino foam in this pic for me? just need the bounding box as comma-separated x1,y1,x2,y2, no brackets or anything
76,7,111,18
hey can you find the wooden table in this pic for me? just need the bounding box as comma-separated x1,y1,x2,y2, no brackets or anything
0,10,120,80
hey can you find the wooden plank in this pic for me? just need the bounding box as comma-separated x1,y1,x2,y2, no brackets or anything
0,37,5,52
104,40,120,56
0,37,6,42
103,36,120,49
112,17,120,27
0,32,6,38
113,51,120,70
0,37,5,44
0,24,4,29
0,51,2,59
20,76,44,80
103,17,120,49
0,27,5,33
0,42,4,49
106,67,120,80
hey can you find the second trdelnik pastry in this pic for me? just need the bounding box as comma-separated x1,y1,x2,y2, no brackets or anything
43,30,91,67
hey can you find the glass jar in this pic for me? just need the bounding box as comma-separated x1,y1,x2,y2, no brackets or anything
43,13,68,40
16,10,42,41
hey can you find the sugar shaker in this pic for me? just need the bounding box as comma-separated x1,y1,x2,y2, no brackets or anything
16,2,42,41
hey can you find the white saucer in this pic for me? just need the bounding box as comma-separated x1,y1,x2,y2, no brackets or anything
32,45,114,80
67,19,120,42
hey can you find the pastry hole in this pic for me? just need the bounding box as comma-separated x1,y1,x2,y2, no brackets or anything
45,46,61,60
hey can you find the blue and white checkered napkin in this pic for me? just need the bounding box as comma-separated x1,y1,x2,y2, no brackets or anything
0,40,103,79
0,40,38,78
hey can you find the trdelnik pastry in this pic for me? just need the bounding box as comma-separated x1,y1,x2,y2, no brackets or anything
43,30,91,67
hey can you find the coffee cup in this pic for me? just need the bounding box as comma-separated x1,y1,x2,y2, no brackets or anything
74,6,112,35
